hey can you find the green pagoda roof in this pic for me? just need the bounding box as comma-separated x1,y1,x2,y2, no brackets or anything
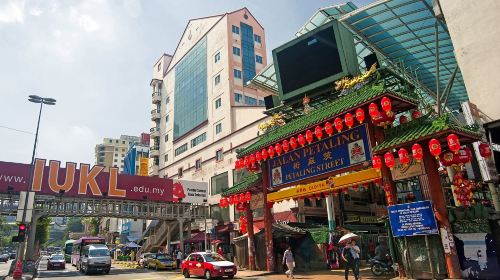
238,82,418,157
373,114,482,153
221,173,262,196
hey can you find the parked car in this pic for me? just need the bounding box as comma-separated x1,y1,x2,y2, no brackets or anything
0,254,9,263
139,253,154,268
9,252,16,259
181,252,236,279
147,254,176,270
47,254,66,270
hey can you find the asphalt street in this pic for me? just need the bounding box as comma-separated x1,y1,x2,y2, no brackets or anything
0,259,12,278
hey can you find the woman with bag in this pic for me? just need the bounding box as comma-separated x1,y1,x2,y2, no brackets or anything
282,246,295,279
342,240,361,280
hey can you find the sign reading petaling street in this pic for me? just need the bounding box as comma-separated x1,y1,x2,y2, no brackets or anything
0,159,207,203
388,200,439,237
268,124,372,187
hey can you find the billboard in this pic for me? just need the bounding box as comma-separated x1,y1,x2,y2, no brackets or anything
268,124,372,188
0,159,207,203
388,200,439,237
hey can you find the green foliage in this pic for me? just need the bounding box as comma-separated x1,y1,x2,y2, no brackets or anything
35,217,52,246
90,218,100,236
0,217,15,247
66,217,84,233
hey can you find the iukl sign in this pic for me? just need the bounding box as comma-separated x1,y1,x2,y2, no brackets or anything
388,200,439,237
268,124,372,187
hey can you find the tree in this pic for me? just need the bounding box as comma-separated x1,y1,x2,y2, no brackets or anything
66,217,84,233
35,217,52,246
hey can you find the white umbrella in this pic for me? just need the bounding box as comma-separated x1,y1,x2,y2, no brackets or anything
338,233,359,245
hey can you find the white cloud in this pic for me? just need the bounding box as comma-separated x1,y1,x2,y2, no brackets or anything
0,0,25,23
123,0,142,18
29,7,43,16
79,14,100,32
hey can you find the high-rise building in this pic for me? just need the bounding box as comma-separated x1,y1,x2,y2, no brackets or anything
123,133,150,176
95,135,140,173
148,8,270,246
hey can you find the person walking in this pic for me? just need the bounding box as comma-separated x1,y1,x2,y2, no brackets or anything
176,249,183,269
283,246,295,279
342,240,361,280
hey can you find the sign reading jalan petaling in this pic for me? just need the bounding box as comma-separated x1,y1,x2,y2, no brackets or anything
0,159,207,203
268,124,372,188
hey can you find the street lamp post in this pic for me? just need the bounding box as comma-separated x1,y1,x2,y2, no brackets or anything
14,95,56,279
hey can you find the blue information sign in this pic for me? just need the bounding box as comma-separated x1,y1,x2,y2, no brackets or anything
268,124,372,187
388,200,439,237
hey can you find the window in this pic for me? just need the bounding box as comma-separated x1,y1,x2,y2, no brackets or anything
178,167,183,178
315,199,322,208
244,96,257,105
164,134,169,142
157,62,161,71
164,154,168,162
215,149,223,161
233,69,242,79
214,52,220,63
254,34,261,43
195,159,202,171
215,98,222,109
214,74,220,86
210,204,229,222
115,153,118,157
233,168,250,185
258,99,265,106
211,172,228,195
234,93,242,103
190,132,206,148
122,141,125,144
166,96,170,104
174,143,188,156
256,55,263,64
231,25,239,34
166,115,169,123
232,46,240,56
215,123,222,134
114,159,117,162
304,198,312,207
241,23,256,84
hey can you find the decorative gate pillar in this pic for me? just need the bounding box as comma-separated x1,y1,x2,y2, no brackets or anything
262,162,274,271
246,202,256,270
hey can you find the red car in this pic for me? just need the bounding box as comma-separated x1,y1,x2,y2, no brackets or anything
181,252,237,279
47,254,66,270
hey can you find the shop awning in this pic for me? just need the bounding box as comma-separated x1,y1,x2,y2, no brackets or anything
221,173,262,197
238,82,418,157
340,0,468,111
373,114,482,153
185,232,209,244
267,168,381,202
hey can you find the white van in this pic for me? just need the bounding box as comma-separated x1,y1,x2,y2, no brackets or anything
79,244,111,274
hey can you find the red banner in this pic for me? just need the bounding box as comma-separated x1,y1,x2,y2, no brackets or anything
0,159,175,202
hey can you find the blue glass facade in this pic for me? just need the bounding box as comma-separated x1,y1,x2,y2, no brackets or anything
240,23,256,84
174,37,207,139
123,146,136,175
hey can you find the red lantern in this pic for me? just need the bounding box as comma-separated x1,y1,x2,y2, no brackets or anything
239,193,245,203
368,103,379,118
411,109,421,120
222,197,228,208
384,152,395,169
412,143,423,162
345,113,354,128
372,111,395,128
372,155,383,170
235,159,240,170
275,143,282,155
440,150,458,167
334,117,343,132
282,140,290,153
305,130,314,144
315,125,323,140
479,143,492,158
228,195,234,205
380,97,392,116
324,122,333,136
268,146,275,158
298,134,306,147
245,191,251,202
219,198,224,206
398,148,410,165
458,147,473,164
244,156,250,168
249,154,256,165
290,137,298,149
447,134,461,154
255,151,262,162
429,138,442,159
261,148,268,161
399,115,408,124
355,108,365,124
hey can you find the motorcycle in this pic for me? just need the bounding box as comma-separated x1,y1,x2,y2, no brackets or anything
369,254,394,276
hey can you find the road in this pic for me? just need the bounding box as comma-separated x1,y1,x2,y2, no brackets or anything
0,259,12,278
35,256,186,280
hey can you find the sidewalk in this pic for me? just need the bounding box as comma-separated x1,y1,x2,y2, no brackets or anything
237,267,396,280
3,272,35,280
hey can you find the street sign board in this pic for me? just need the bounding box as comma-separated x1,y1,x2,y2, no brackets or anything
388,200,438,237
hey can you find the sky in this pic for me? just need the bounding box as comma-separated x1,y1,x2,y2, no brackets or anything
0,0,371,165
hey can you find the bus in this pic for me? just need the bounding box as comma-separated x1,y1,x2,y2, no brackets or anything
71,237,106,269
64,240,75,263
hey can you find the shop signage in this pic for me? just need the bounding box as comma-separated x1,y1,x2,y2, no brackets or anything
250,193,264,210
0,159,207,203
139,157,149,176
388,200,438,237
268,124,372,187
391,158,424,181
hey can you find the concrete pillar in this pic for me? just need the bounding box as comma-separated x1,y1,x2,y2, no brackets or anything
262,161,275,272
246,202,256,270
26,212,41,260
166,224,171,254
178,219,184,254
325,192,336,230
423,147,462,279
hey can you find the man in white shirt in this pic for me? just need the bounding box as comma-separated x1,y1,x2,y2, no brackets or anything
176,250,183,269
342,240,360,280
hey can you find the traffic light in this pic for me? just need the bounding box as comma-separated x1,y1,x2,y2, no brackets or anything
17,223,27,241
